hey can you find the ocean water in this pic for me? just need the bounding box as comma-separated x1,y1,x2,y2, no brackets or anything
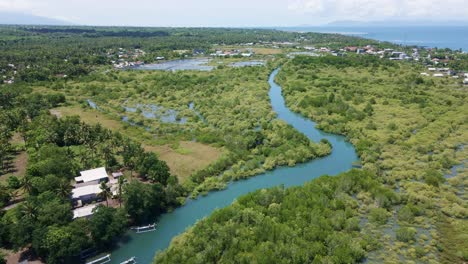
281,26,468,51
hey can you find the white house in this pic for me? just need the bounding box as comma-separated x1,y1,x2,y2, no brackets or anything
433,73,444,77
72,184,102,202
73,204,97,219
75,167,108,184
463,78,468,85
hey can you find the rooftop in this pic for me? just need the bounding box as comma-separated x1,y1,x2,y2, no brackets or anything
75,167,108,183
73,204,97,219
72,184,102,199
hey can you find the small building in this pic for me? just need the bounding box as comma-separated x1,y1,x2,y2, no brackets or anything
345,46,358,52
433,73,444,77
72,184,102,203
420,72,429,76
463,78,468,85
73,204,98,219
75,167,109,184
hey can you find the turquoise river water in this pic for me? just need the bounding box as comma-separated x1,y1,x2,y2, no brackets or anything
109,68,359,263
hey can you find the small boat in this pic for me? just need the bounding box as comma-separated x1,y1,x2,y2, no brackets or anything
131,223,156,233
86,254,111,264
120,256,136,264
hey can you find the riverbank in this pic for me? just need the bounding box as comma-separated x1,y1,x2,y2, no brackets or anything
108,68,358,263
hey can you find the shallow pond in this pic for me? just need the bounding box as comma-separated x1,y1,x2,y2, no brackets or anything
133,58,214,71
123,104,188,125
230,60,266,67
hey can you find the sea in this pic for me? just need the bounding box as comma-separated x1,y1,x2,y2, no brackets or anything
279,26,468,51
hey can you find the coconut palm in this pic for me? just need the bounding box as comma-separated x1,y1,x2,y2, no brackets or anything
20,201,38,220
56,180,72,199
117,176,125,207
99,181,112,207
21,176,34,195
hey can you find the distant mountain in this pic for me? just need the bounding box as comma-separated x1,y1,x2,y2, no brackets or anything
0,11,73,25
325,20,468,27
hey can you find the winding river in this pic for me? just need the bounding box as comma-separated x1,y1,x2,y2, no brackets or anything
109,69,359,263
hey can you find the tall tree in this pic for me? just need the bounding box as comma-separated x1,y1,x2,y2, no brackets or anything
99,181,112,207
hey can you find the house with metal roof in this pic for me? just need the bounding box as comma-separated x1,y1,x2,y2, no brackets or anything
74,167,109,184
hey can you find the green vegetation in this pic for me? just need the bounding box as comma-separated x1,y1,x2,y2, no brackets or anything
0,88,184,263
2,26,370,262
155,170,391,264
0,26,381,82
1,26,467,263
155,55,467,263
54,65,330,196
276,56,467,262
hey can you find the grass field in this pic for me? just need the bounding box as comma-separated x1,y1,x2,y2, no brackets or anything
145,142,223,183
52,106,222,182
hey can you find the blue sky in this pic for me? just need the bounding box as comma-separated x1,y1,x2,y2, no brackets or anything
1,0,467,26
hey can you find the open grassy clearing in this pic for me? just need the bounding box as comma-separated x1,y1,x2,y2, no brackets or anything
144,141,224,183
51,106,222,182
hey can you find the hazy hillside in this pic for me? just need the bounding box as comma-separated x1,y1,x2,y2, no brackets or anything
0,12,71,25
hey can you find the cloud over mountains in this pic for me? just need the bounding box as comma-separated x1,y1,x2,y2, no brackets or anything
288,0,468,20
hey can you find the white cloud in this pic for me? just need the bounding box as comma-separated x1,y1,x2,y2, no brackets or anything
287,0,468,20
0,0,35,11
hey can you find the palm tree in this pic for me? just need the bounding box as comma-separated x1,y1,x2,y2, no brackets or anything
99,181,112,207
56,180,72,200
21,176,34,195
20,201,38,221
117,176,125,208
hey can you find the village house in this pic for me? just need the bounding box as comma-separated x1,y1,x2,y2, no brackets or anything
72,183,103,204
72,167,109,205
73,204,97,219
345,46,358,52
463,78,468,85
75,167,109,184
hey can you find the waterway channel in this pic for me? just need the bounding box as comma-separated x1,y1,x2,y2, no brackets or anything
109,68,359,263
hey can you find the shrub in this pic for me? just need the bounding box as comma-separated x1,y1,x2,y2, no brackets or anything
424,170,445,187
369,208,388,225
396,227,417,242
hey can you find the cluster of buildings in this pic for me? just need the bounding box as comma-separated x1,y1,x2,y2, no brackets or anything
72,167,124,219
109,48,146,69
210,49,254,57
420,67,468,83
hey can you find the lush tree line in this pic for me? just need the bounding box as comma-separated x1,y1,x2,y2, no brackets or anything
0,26,383,83
155,169,397,263
0,84,185,263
